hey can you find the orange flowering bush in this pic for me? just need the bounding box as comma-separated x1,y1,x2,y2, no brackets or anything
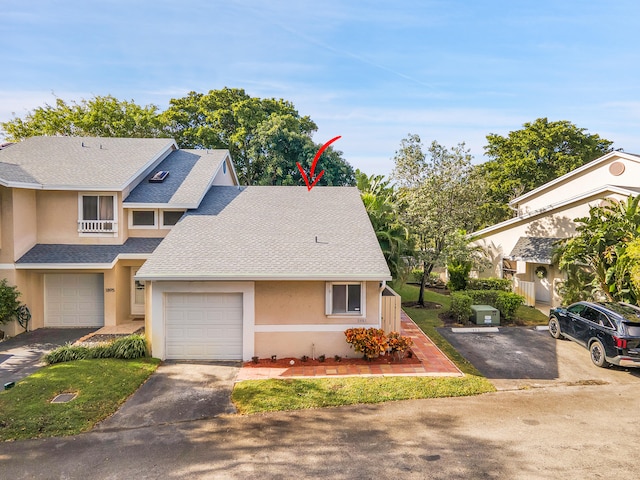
344,327,389,360
387,331,413,360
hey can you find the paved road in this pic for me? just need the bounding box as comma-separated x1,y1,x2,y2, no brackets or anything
2,374,639,478
438,326,640,389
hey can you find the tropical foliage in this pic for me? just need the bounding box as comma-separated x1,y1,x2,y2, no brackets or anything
556,195,640,303
0,279,21,325
355,170,412,280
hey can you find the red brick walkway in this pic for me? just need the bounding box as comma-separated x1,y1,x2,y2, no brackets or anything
236,311,462,381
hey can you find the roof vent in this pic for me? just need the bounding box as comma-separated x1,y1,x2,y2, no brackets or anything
149,171,169,183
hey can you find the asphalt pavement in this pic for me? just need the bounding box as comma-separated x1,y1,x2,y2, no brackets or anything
0,328,97,386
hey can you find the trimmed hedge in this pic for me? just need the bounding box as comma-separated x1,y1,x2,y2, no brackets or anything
450,292,473,322
449,290,524,322
45,334,148,364
466,278,512,292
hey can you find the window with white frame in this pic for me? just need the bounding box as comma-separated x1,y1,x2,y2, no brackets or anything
79,194,116,233
130,210,157,228
326,282,365,316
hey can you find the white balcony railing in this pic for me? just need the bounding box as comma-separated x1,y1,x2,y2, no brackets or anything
78,220,116,233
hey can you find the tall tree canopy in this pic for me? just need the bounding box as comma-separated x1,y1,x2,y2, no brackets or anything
478,118,614,226
1,95,164,139
1,89,355,187
393,134,486,305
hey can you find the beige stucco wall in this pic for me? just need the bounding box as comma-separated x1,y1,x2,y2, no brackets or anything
516,155,640,214
12,189,37,261
36,190,124,245
475,192,627,278
255,281,380,325
254,331,357,359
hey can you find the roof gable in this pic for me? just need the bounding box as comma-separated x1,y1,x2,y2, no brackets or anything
510,151,640,207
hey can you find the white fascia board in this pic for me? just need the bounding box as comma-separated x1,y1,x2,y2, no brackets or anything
116,140,178,192
123,203,197,209
509,151,640,206
15,262,114,270
15,252,153,270
224,152,240,186
473,185,638,238
135,273,392,282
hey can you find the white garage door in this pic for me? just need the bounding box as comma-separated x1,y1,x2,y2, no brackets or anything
45,273,104,327
165,292,243,360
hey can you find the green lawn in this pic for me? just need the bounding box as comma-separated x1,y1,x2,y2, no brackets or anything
232,375,495,414
0,357,159,441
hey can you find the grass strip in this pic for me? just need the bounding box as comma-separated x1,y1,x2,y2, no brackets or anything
232,375,495,414
0,357,160,441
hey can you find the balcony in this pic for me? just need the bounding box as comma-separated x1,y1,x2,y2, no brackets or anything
78,220,117,233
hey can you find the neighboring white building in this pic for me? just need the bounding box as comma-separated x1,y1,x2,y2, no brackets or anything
472,151,640,307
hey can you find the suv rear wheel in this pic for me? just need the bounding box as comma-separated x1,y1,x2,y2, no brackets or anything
589,340,609,368
549,317,562,339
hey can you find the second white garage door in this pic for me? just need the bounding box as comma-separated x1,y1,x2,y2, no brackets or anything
44,273,104,327
165,292,243,360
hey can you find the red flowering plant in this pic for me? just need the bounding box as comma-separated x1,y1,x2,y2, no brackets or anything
344,327,389,360
387,331,413,360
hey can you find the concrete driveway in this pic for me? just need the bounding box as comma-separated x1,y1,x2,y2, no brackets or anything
0,328,97,386
97,361,240,431
438,326,640,389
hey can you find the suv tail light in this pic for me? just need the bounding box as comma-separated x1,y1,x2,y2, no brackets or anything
613,336,628,349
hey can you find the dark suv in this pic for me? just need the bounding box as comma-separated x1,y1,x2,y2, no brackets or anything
549,301,640,368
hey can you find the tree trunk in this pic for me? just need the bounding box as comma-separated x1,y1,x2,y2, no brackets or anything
418,261,427,306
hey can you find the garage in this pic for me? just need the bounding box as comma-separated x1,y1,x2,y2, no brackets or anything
165,292,243,360
44,273,105,327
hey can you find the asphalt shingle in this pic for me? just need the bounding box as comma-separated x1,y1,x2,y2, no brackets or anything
505,236,563,264
0,137,175,188
16,238,163,265
123,149,228,206
136,186,391,280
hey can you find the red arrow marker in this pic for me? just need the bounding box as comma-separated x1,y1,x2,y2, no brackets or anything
297,135,342,191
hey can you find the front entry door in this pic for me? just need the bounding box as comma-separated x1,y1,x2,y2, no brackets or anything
131,267,145,316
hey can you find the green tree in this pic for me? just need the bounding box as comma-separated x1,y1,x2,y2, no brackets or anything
393,134,486,305
556,195,640,303
478,118,614,226
0,279,21,325
162,88,354,186
1,95,164,140
355,170,411,280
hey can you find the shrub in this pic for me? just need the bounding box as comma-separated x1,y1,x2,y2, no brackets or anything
467,277,512,292
447,261,471,292
495,291,525,321
450,292,473,322
387,331,413,359
344,328,388,360
411,267,424,283
0,279,21,325
461,290,524,322
45,334,148,364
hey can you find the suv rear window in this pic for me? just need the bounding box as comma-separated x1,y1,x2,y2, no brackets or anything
624,324,640,336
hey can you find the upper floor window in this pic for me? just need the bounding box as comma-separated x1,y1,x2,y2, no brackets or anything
130,210,157,228
162,210,184,227
78,194,117,234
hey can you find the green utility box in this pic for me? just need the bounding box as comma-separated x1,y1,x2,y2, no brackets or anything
470,305,500,326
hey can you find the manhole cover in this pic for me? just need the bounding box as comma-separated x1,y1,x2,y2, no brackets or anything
51,393,77,403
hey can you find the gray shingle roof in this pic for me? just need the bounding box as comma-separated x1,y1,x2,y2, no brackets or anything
16,238,163,265
136,186,391,280
505,237,564,264
124,149,228,206
0,136,175,189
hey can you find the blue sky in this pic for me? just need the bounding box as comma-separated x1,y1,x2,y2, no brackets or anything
2,0,640,175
